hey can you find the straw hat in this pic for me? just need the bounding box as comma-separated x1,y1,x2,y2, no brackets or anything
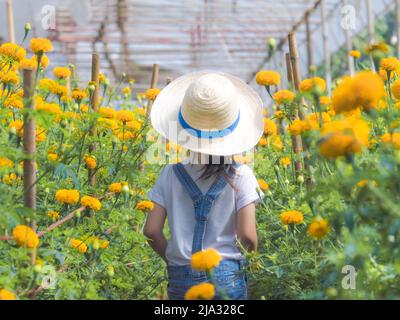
150,71,264,156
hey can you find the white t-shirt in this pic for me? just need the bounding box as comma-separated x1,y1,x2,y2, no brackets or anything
147,161,262,266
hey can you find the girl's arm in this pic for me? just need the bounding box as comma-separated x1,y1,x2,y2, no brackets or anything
143,203,168,262
236,202,258,252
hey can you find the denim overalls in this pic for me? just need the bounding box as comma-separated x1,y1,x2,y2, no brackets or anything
167,163,248,300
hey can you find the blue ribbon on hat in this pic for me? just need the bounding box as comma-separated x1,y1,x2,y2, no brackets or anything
178,108,240,139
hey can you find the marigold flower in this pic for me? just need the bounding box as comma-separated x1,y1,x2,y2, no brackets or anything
365,41,390,55
109,182,123,193
255,70,280,86
308,218,329,239
30,38,53,54
299,77,326,93
357,179,377,188
391,80,400,100
19,57,38,70
349,50,361,59
0,71,19,85
8,120,24,136
191,248,221,271
0,43,26,62
81,195,102,211
288,119,304,135
35,54,49,68
331,71,385,113
72,89,87,102
319,96,330,106
53,67,71,79
117,131,135,141
280,157,291,167
257,179,269,190
270,135,283,151
55,189,80,205
273,90,295,105
116,110,135,123
380,132,400,149
98,106,116,119
264,118,277,135
145,88,161,101
0,157,13,168
136,200,154,212
380,57,400,72
2,173,19,185
70,239,87,253
83,154,97,170
47,152,58,162
38,78,56,91
0,289,16,300
258,137,267,147
280,210,304,225
12,225,39,248
122,86,131,96
50,83,68,97
3,95,23,109
185,283,215,300
47,210,60,219
37,102,62,115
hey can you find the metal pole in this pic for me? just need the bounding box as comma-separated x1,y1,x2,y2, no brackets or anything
6,0,15,43
344,0,355,76
321,0,332,95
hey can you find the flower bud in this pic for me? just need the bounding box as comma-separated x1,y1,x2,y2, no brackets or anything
88,84,96,92
93,239,100,250
45,187,50,194
75,211,81,218
9,127,17,135
107,265,115,277
297,175,304,184
25,23,32,31
268,37,276,51
122,185,130,194
33,264,42,273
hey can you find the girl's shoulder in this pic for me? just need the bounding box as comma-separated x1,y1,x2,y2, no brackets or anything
233,164,256,179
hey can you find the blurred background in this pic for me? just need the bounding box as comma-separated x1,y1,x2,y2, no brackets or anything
0,0,397,99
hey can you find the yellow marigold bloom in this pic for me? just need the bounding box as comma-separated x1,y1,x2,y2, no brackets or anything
258,137,267,147
47,152,58,161
72,89,87,101
280,157,291,167
257,179,269,190
319,95,330,106
331,71,385,113
380,132,400,149
37,102,62,115
47,210,60,219
53,67,71,79
109,182,122,193
117,131,135,141
365,42,390,55
0,288,16,300
185,282,215,300
264,118,277,135
100,240,109,249
307,112,331,124
136,200,154,212
0,43,26,62
380,57,400,72
12,225,39,248
8,120,23,136
19,57,38,70
145,88,161,101
191,248,221,271
38,78,56,91
274,110,284,119
378,68,393,82
273,90,295,105
270,135,283,151
135,107,146,117
116,110,135,123
288,119,304,135
70,239,87,253
308,218,329,239
3,94,23,109
98,118,117,130
299,77,326,93
255,70,280,86
2,173,18,185
50,83,68,97
349,50,361,58
0,157,13,168
126,120,142,132
280,210,304,225
99,73,107,83
35,54,49,68
81,195,102,211
391,80,400,100
83,154,97,170
30,38,53,54
122,86,131,96
319,132,361,158
98,106,116,119
357,179,377,188
55,189,80,205
0,71,19,85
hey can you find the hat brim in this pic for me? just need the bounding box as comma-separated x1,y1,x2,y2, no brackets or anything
150,71,264,156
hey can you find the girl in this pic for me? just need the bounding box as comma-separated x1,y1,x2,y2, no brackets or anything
143,72,264,300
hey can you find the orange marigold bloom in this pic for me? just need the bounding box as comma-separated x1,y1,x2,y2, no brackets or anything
0,43,26,62
308,218,329,239
191,248,221,271
136,200,154,212
70,239,87,253
55,189,80,205
83,154,97,169
53,67,71,79
116,110,135,123
81,195,102,211
255,70,280,86
0,288,16,300
280,210,304,225
257,179,269,190
12,225,39,248
263,118,277,135
145,88,161,101
273,90,295,105
185,283,215,300
299,77,326,93
30,38,53,54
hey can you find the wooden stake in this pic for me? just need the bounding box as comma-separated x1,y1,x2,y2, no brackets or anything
305,11,313,76
23,69,36,212
366,0,376,71
285,53,293,86
146,64,160,116
320,0,332,95
6,0,15,43
344,0,355,76
89,53,100,186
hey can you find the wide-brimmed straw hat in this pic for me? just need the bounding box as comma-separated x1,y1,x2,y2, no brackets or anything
150,71,264,156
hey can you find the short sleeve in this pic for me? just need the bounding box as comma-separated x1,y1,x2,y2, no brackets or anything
147,165,171,209
234,165,264,212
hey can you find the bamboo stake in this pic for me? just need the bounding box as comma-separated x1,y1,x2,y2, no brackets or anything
320,0,332,95
305,11,313,76
23,68,36,265
344,0,355,76
366,0,375,71
89,53,100,186
396,0,400,59
285,53,293,86
6,0,15,43
146,64,160,116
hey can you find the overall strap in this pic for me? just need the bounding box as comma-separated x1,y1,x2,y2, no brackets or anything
173,163,228,254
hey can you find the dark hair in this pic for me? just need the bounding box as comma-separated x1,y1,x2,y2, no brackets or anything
198,155,237,181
